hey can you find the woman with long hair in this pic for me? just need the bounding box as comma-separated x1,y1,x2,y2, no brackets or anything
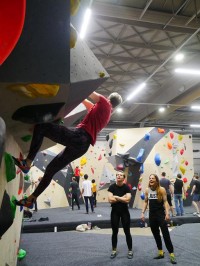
141,174,177,264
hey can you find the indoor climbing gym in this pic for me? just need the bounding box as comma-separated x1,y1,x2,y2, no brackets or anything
0,0,200,265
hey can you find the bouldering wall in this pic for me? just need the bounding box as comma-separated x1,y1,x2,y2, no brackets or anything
28,144,72,210
0,130,24,266
105,128,194,209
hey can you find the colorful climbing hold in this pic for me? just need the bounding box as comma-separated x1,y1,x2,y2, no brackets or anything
119,143,125,146
24,175,30,181
80,156,87,166
17,249,27,260
113,134,117,139
98,154,102,161
179,165,186,175
10,196,17,218
99,72,105,78
116,164,124,171
170,132,174,139
21,135,32,142
136,148,145,163
139,164,144,174
144,132,150,141
178,134,183,141
70,0,81,16
91,167,94,174
109,139,113,149
157,128,165,133
183,177,188,183
167,142,172,150
164,158,169,164
4,153,16,182
140,192,145,200
138,184,142,191
154,153,161,166
70,24,77,49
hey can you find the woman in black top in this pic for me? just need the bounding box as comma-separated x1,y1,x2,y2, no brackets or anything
108,171,133,259
141,174,177,264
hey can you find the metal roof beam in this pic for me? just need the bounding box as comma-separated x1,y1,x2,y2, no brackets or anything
92,2,200,33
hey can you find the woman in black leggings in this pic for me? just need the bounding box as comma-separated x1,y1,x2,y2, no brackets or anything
108,171,133,259
141,174,177,264
13,92,122,207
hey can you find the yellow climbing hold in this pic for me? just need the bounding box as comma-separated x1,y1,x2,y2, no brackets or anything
181,158,185,164
119,143,125,147
8,84,59,98
179,165,186,175
178,134,183,141
99,72,105,78
70,0,81,16
70,24,78,48
113,134,117,139
80,156,87,166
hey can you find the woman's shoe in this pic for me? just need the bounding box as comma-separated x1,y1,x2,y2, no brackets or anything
12,157,30,174
127,251,133,259
154,252,165,259
110,251,117,259
170,254,177,264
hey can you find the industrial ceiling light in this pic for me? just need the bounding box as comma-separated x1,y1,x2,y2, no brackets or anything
159,107,165,112
175,68,200,75
190,124,200,128
174,53,184,61
80,8,92,39
191,105,200,110
127,83,146,101
116,107,123,113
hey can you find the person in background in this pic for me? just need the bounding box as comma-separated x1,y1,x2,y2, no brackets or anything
141,174,177,264
33,176,43,211
91,179,97,207
12,91,122,207
174,173,186,216
70,177,80,210
190,174,200,217
160,172,175,217
74,166,81,184
108,171,133,260
81,174,94,214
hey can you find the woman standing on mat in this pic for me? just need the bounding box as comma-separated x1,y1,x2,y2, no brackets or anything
141,174,177,264
108,171,133,260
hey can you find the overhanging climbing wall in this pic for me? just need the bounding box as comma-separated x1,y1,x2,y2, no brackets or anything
0,0,109,154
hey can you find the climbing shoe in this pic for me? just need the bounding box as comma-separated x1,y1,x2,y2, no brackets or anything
12,157,30,174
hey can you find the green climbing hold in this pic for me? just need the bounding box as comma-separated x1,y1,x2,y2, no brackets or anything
17,249,27,260
10,196,17,219
24,175,30,181
21,135,32,142
4,153,16,182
